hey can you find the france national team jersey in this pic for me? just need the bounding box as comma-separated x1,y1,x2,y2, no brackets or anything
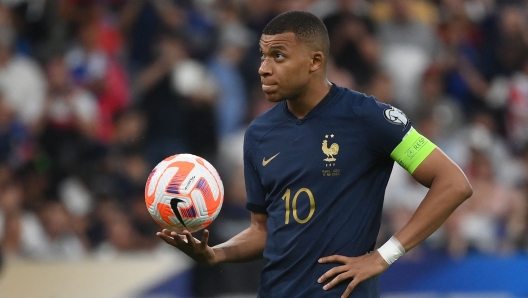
244,84,413,298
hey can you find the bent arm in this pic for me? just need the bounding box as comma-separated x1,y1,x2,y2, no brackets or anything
212,211,268,264
393,148,473,252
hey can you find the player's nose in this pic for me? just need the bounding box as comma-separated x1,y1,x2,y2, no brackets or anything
258,59,272,77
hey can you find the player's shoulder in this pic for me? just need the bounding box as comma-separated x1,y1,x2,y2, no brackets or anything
332,85,410,132
327,84,368,106
338,85,396,113
245,103,287,142
330,85,384,115
337,85,370,101
247,102,285,129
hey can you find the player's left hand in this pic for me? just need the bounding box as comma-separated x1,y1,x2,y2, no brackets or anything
317,251,389,298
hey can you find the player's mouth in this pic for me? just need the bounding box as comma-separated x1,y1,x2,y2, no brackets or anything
262,84,278,93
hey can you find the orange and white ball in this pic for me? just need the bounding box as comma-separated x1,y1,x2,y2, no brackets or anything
145,154,224,233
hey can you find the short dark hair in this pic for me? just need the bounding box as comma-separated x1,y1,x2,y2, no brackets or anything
263,10,330,56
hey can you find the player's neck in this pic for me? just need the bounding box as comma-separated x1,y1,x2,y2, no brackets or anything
286,79,332,119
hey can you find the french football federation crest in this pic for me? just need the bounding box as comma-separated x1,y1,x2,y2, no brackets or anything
322,134,339,162
383,106,409,130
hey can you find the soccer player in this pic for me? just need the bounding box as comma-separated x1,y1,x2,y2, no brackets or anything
157,10,473,298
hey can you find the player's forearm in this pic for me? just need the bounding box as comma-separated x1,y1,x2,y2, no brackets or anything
212,225,267,264
394,176,472,252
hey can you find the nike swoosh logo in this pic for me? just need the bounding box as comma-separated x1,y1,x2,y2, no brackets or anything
262,152,280,166
170,198,187,228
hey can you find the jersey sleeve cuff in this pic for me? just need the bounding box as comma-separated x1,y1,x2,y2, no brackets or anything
246,202,268,214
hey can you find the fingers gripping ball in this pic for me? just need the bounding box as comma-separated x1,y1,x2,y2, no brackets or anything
145,154,224,233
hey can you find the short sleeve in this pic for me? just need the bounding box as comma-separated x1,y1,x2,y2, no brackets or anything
243,128,268,214
359,96,412,158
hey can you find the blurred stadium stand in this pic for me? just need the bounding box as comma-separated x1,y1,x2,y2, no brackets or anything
0,0,528,297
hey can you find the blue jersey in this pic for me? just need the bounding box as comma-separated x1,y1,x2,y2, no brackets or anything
243,84,412,298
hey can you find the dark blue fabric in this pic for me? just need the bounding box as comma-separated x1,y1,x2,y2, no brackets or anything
244,84,412,297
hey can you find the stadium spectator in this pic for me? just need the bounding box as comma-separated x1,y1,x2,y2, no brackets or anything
119,0,184,73
326,57,356,90
431,14,479,114
119,0,214,77
35,201,88,260
412,65,468,167
522,144,528,185
474,56,528,152
371,0,438,25
365,70,393,104
486,5,528,77
465,111,523,187
93,198,153,259
323,0,378,89
445,148,527,256
90,108,146,198
37,55,100,186
207,1,253,139
58,0,125,57
110,108,146,152
237,0,276,34
65,20,129,143
0,8,46,130
0,180,46,259
0,94,34,168
377,0,441,119
127,190,161,251
8,2,63,60
136,29,217,167
450,4,528,119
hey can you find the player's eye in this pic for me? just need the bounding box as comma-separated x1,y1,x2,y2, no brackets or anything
275,53,284,59
260,51,265,60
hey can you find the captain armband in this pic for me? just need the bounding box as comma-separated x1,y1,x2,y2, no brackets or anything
390,127,436,174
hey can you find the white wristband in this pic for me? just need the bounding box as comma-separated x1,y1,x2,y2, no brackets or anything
377,236,406,265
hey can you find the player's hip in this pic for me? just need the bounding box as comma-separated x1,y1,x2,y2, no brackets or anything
257,274,380,298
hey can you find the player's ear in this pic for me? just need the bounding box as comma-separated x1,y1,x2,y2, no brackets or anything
310,51,324,72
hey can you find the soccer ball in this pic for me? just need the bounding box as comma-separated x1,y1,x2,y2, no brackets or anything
145,154,224,233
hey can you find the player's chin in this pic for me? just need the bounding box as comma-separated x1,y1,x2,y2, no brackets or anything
263,92,284,102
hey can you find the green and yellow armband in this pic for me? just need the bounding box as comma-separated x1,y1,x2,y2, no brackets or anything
390,127,436,174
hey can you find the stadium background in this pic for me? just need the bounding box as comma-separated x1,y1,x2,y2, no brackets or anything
0,0,527,297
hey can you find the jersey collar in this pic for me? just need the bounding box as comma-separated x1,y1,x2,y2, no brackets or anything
282,83,339,121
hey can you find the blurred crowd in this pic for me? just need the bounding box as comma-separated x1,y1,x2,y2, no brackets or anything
0,0,527,296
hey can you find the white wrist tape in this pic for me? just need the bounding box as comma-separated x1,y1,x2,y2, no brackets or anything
377,236,406,265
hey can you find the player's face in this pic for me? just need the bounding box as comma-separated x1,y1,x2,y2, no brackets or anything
258,32,313,102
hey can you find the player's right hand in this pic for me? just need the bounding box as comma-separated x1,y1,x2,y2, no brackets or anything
156,229,217,265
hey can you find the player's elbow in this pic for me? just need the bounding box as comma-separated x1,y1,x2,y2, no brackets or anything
439,165,473,203
452,179,473,203
462,182,473,199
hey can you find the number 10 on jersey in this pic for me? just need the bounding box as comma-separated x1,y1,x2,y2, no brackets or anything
281,188,315,224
